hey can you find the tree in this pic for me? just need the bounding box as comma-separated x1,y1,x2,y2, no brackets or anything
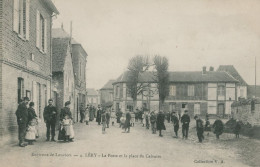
126,55,150,111
153,55,169,111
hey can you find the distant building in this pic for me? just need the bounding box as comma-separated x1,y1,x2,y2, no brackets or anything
113,66,239,118
248,85,260,98
52,28,88,122
52,37,75,121
86,88,99,107
100,80,115,107
0,0,59,145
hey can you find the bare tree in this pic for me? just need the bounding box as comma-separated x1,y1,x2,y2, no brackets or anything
126,55,150,110
153,55,170,110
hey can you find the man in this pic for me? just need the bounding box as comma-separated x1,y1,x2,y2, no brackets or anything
150,111,157,134
157,110,166,137
105,109,111,128
181,110,190,139
171,111,179,138
60,101,74,142
124,110,131,133
15,97,30,147
79,103,85,123
194,115,204,143
145,111,150,129
213,116,224,139
43,99,58,142
96,105,102,125
101,110,107,134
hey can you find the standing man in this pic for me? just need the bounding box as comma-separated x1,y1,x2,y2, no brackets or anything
15,97,30,147
105,108,111,128
181,110,190,139
96,105,102,125
79,103,85,123
124,110,132,133
157,110,166,137
171,111,179,138
150,111,157,134
194,115,204,143
43,99,58,142
101,110,107,134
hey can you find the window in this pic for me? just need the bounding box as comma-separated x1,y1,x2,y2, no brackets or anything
116,86,120,98
218,86,225,96
188,85,194,96
194,103,200,115
13,0,30,40
36,10,47,53
240,89,244,97
18,78,24,103
169,85,176,96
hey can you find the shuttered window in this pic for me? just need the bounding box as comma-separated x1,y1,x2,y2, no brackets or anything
36,10,47,53
13,0,30,40
169,85,176,96
188,85,195,96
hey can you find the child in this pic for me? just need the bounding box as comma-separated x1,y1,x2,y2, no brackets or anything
204,116,211,136
62,115,73,142
234,119,241,138
25,119,37,145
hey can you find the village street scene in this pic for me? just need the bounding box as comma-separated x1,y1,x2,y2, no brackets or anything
0,0,260,167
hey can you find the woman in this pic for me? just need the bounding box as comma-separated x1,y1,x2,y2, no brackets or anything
157,110,166,137
27,102,39,138
60,101,74,142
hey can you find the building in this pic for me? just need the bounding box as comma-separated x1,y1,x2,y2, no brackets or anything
247,85,260,98
0,0,59,145
52,37,75,121
86,88,99,107
52,28,88,122
113,66,239,118
100,80,115,107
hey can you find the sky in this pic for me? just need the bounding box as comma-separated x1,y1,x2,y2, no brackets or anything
52,0,260,89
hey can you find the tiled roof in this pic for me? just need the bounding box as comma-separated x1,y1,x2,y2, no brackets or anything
113,70,239,84
100,80,116,90
217,65,247,86
86,88,98,96
52,38,70,72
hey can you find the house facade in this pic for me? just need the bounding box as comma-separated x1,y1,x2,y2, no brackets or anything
113,67,239,118
52,37,75,122
100,80,115,107
86,88,100,107
0,0,58,145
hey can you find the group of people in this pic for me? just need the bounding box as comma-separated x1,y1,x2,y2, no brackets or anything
15,97,75,147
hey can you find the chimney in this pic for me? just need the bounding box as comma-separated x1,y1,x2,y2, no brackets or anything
202,66,206,74
209,66,214,71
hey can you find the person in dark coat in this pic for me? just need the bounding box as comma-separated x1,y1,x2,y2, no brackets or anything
194,115,204,143
101,110,107,134
116,109,123,124
96,105,102,125
234,119,241,138
157,111,166,137
79,103,85,123
212,117,224,139
28,102,38,138
124,110,131,133
150,111,157,134
43,99,58,142
171,111,179,138
181,110,190,139
89,105,94,121
105,109,111,128
60,101,74,142
15,97,30,147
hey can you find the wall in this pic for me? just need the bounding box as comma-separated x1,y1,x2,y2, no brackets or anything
232,104,260,126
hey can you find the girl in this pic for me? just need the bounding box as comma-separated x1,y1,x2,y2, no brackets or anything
25,119,37,145
62,115,73,142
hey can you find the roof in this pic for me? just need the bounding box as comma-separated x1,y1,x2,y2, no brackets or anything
217,65,247,86
52,38,71,72
43,0,59,14
100,80,116,90
113,71,239,84
86,88,99,96
248,85,260,98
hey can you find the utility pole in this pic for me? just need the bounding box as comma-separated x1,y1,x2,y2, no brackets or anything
255,56,257,97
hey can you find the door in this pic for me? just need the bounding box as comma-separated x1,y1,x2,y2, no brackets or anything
218,103,225,118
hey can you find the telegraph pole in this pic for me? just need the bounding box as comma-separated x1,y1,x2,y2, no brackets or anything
255,56,257,97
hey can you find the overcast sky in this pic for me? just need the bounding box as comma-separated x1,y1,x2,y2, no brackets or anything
52,0,260,89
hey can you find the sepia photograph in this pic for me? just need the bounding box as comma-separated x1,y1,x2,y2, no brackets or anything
0,0,260,167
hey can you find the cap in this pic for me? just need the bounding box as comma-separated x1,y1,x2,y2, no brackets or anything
65,101,71,106
23,97,30,101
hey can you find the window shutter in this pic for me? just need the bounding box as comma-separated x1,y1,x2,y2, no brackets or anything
44,18,47,53
13,0,19,32
25,0,30,40
36,10,40,48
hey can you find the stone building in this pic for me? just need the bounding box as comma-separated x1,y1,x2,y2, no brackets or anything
0,0,59,145
113,66,240,118
100,80,115,107
52,37,75,121
86,88,99,107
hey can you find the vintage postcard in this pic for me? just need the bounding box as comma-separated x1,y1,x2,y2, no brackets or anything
0,0,259,167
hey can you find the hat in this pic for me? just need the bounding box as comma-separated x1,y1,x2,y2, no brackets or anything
184,110,188,113
65,101,71,106
48,99,53,102
23,97,30,101
194,115,198,119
